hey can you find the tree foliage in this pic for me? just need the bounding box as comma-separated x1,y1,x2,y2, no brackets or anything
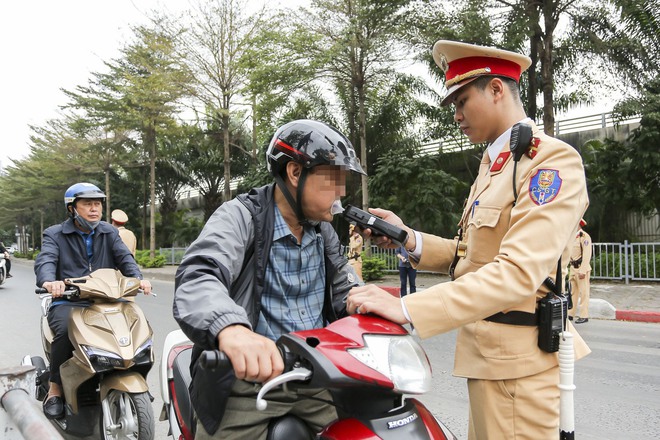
1,0,659,251
62,24,190,256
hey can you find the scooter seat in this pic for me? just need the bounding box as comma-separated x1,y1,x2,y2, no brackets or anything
267,415,313,440
172,347,194,430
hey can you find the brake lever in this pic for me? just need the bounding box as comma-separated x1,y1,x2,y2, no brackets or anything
255,366,312,411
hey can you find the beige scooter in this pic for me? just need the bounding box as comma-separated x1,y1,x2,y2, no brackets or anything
22,268,155,440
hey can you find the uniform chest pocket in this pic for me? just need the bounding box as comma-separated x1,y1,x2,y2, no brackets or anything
465,205,503,265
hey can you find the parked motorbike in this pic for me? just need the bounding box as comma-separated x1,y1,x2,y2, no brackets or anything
21,268,155,439
160,314,458,439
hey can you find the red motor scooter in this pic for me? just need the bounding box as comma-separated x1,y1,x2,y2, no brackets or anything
159,314,457,439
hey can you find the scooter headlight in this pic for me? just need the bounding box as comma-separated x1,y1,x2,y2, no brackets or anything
347,334,432,394
81,345,123,372
133,338,153,365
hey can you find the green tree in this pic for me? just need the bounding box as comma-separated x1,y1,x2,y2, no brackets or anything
168,0,272,204
370,152,466,236
297,0,415,211
63,24,190,257
0,116,102,240
613,77,660,217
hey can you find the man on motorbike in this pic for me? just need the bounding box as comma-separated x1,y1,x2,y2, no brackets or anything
174,120,364,439
0,242,11,278
34,182,152,419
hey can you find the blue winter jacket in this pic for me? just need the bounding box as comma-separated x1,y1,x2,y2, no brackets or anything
35,218,142,287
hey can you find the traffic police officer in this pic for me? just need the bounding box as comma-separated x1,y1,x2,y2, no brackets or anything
348,40,591,439
111,209,137,256
569,219,592,323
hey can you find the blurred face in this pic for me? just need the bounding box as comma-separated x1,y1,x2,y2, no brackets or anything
74,199,103,223
302,165,347,222
450,80,500,144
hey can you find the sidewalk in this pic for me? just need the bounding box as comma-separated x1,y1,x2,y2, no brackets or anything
139,266,660,323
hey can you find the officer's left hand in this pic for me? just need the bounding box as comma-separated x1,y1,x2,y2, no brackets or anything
347,284,409,324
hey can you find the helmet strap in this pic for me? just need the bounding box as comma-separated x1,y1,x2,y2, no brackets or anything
273,169,309,225
296,168,310,225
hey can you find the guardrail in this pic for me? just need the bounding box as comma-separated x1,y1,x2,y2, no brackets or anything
419,111,641,155
592,241,659,283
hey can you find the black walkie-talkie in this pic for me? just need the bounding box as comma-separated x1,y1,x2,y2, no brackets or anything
510,122,534,205
538,294,568,353
510,122,533,162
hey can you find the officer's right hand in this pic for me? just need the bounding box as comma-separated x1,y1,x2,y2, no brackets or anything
217,325,284,383
367,207,415,250
42,281,67,298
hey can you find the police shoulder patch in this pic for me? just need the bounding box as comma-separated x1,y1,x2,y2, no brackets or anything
529,169,562,205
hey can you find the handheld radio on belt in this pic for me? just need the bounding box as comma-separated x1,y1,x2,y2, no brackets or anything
538,260,569,353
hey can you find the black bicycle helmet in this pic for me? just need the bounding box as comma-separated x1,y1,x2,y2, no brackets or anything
266,120,365,224
266,120,365,177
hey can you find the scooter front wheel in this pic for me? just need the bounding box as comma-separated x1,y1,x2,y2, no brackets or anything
100,390,154,440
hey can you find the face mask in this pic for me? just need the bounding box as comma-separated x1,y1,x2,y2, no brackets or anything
74,208,100,232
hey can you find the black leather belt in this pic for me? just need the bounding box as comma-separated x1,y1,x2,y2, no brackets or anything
485,311,538,326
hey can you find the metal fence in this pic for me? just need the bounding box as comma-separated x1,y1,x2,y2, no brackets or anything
161,241,659,283
592,241,660,283
419,111,641,155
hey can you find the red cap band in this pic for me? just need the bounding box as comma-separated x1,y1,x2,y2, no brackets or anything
445,56,522,86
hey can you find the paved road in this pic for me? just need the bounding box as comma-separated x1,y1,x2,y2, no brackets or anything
417,320,660,439
0,260,177,440
3,259,659,439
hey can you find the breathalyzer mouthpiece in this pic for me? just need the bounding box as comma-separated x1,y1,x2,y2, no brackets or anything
331,200,345,216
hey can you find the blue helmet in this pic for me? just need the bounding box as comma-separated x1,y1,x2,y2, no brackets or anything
64,183,106,212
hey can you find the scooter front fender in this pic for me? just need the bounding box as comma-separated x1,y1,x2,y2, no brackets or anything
100,372,149,400
319,419,380,439
320,399,453,440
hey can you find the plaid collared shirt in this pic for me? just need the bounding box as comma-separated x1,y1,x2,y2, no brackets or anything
254,205,326,341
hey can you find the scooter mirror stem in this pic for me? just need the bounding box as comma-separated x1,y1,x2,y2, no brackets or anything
255,367,312,411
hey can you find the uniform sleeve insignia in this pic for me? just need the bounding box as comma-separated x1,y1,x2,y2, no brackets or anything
526,137,541,159
529,169,562,205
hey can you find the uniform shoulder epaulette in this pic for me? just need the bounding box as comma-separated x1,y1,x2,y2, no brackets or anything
526,137,541,159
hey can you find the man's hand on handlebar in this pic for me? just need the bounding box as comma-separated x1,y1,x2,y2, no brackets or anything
42,281,67,298
140,279,152,295
217,325,284,383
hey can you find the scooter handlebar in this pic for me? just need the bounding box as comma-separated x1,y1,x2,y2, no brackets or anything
199,350,232,370
34,287,79,297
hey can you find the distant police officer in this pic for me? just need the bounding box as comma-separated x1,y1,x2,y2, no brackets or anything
569,219,592,324
348,41,591,439
111,209,137,256
348,224,364,279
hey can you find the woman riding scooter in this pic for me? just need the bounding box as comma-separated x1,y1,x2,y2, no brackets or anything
34,182,152,419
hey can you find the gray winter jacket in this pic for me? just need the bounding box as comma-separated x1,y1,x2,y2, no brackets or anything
173,184,360,434
174,183,360,350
